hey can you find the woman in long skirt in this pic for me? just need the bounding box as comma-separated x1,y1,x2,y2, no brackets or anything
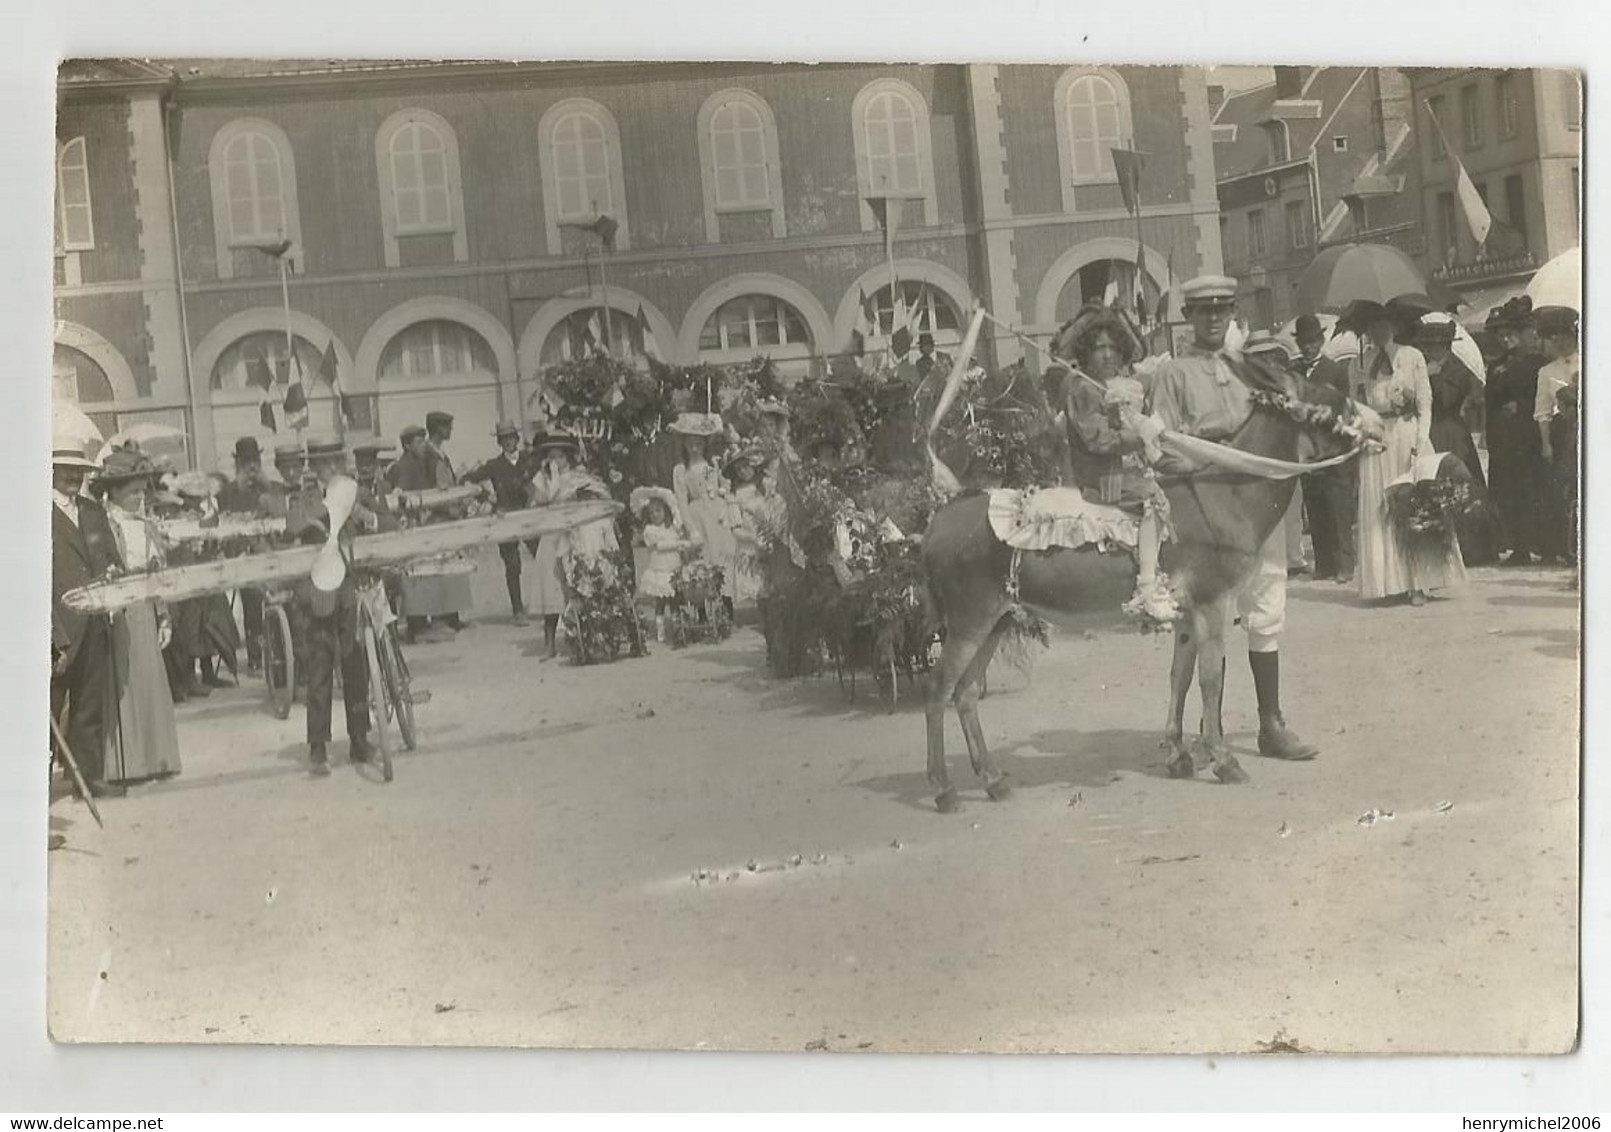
670,414,737,612
95,450,181,783
1419,316,1495,565
527,433,616,658
1353,307,1467,604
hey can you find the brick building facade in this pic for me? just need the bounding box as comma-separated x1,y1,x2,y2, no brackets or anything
56,60,1223,471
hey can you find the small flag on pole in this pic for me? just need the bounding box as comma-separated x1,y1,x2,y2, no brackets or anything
259,400,277,433
1134,238,1148,316
1453,158,1493,246
588,214,619,252
850,288,873,357
635,305,663,362
246,353,275,392
319,340,359,428
1111,148,1146,218
283,351,310,429
585,310,606,357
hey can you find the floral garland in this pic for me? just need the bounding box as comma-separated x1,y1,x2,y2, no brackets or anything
671,559,727,606
1247,388,1370,446
1386,476,1476,558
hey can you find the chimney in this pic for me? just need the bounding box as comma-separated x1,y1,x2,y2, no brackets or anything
1208,84,1226,119
1274,66,1306,99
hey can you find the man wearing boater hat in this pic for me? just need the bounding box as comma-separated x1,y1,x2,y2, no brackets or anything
218,436,271,670
51,436,125,798
464,422,539,625
1143,275,1320,763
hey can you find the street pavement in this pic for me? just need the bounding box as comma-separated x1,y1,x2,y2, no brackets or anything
46,564,1580,1054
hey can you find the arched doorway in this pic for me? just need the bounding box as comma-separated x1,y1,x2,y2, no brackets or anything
375,319,504,465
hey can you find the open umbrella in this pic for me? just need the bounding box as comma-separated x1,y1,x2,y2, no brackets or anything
1385,296,1487,381
96,421,189,464
52,401,104,454
1525,247,1581,312
1294,243,1459,314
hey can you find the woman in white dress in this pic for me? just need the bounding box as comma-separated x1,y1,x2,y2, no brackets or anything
670,414,737,615
1351,305,1467,605
721,447,768,607
528,433,617,658
94,448,181,783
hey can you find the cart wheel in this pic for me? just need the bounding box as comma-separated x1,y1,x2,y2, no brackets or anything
377,621,416,751
262,604,294,720
359,604,395,782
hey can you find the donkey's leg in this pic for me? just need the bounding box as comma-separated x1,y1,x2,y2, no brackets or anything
1195,600,1248,784
956,615,1012,800
927,628,987,814
1163,618,1199,779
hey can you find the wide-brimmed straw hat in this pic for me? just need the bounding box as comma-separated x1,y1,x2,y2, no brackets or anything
722,444,765,475
533,431,580,456
92,447,160,493
628,484,679,520
668,412,725,438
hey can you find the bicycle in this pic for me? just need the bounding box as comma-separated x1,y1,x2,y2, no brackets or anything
257,584,298,720
354,570,415,782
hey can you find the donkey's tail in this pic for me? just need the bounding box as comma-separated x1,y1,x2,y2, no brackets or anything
925,307,987,498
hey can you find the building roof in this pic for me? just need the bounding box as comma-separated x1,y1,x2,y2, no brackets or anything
1321,123,1422,245
1213,66,1369,181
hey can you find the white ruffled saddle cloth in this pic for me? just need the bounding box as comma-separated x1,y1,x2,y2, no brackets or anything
986,486,1138,552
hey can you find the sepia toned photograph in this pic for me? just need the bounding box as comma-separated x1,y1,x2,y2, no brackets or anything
45,57,1582,1056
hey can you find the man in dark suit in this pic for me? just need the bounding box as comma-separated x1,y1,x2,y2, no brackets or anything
1293,315,1358,583
463,422,537,625
217,436,270,670
51,444,125,798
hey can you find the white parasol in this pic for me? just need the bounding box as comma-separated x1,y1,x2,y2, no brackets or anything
96,422,189,464
53,401,105,456
1525,247,1581,312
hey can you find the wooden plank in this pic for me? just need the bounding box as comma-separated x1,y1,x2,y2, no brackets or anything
63,500,622,614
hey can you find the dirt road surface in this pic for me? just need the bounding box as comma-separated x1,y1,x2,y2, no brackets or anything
47,565,1580,1054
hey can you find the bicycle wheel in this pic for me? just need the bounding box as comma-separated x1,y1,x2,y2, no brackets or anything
377,622,416,751
359,603,395,783
262,604,294,720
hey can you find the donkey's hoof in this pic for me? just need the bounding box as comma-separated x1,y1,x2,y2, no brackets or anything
1165,749,1196,779
984,776,1013,802
1213,757,1250,785
935,789,963,814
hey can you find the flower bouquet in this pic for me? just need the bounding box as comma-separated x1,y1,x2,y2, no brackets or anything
672,559,726,607
1386,453,1477,559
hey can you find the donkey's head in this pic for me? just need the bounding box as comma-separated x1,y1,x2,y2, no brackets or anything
1230,352,1377,466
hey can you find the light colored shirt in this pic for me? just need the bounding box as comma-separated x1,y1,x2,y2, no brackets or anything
53,488,80,528
1148,344,1254,440
1353,342,1432,447
1535,352,1580,423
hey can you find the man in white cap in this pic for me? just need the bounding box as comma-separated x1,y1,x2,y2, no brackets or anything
1144,275,1319,763
51,438,125,798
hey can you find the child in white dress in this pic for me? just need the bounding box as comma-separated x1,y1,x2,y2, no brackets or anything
632,491,696,641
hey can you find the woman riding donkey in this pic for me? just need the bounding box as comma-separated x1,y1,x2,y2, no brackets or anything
1051,303,1176,624
919,276,1376,812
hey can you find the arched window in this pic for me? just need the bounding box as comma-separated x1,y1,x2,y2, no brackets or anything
864,90,922,195
552,110,612,220
378,320,499,379
1054,67,1135,210
391,121,451,231
696,89,786,242
375,109,468,267
56,138,94,251
53,344,114,404
222,131,287,242
539,307,649,368
850,79,939,231
538,99,630,255
208,118,303,279
699,296,809,352
869,281,961,339
210,332,324,392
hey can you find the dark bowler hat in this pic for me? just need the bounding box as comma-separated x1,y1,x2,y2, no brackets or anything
918,332,936,349
1293,313,1327,342
273,441,306,466
425,410,454,431
493,421,521,439
400,424,427,444
234,436,263,463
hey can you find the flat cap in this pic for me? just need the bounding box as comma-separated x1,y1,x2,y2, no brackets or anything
399,424,427,444
425,410,454,429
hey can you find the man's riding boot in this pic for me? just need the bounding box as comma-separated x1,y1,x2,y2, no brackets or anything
1257,712,1320,761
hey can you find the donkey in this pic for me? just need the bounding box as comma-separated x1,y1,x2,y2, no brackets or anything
918,354,1365,813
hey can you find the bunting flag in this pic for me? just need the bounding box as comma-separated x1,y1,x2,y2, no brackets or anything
1102,275,1120,308
850,287,873,356
317,339,357,427
259,400,278,433
585,310,606,357
890,325,913,361
1134,238,1148,316
1110,148,1146,218
636,305,663,362
283,350,310,430
246,353,276,393
866,195,903,239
